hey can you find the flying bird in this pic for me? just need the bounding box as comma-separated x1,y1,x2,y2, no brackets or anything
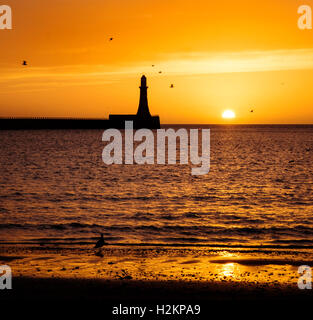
250,109,254,113
170,84,174,88
158,71,162,74
22,60,27,66
109,37,114,41
95,234,106,248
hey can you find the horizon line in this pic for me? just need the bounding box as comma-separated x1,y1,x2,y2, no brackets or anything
1,117,313,126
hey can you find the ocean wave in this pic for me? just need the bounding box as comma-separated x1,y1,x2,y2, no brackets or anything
1,222,313,238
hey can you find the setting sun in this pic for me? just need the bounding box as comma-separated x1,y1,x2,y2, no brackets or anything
222,110,236,119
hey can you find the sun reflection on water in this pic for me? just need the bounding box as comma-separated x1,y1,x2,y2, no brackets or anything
220,263,235,277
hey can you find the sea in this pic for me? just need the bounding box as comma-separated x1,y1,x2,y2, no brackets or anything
0,125,313,249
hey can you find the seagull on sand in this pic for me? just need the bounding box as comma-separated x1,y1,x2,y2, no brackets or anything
95,234,106,248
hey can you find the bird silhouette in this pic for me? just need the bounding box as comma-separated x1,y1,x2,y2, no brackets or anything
22,60,27,66
95,234,106,248
109,37,113,41
170,84,174,88
250,109,254,113
158,71,162,74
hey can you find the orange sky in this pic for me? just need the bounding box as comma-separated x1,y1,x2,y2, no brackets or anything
0,0,313,123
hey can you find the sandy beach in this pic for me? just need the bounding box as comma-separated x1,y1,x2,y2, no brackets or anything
1,244,312,315
2,244,313,282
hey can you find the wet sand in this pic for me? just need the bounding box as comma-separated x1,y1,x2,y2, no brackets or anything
1,245,313,283
1,244,312,315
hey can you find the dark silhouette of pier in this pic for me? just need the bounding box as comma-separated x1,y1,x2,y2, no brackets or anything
0,75,160,130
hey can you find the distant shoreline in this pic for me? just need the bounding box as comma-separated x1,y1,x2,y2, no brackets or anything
1,118,313,129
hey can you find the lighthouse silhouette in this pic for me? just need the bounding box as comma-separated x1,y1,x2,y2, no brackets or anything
137,75,151,118
109,75,160,129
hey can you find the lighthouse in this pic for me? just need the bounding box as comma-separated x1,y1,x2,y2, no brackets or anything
137,75,151,118
109,75,160,129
